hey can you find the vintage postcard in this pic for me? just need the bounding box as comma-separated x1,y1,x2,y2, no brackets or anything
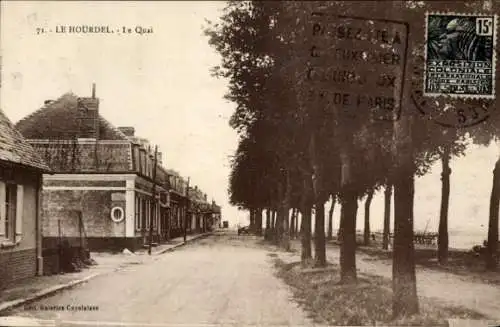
1,1,500,327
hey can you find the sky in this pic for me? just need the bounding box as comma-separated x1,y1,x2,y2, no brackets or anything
1,1,499,243
1,1,248,226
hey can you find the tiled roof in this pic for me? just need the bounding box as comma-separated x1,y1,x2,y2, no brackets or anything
15,93,128,141
0,108,51,172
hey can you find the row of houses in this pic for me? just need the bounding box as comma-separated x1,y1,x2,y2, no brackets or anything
0,85,221,286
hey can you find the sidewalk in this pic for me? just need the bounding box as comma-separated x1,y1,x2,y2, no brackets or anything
286,240,500,321
135,232,210,255
0,232,212,315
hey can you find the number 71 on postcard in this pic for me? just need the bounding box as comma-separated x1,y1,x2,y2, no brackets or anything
424,13,497,99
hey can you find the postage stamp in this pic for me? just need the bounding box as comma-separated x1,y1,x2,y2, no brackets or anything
424,13,497,99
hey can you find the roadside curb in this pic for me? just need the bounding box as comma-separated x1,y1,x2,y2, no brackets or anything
155,232,213,255
0,273,99,315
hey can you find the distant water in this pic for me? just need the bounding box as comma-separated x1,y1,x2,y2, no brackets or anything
370,229,487,250
448,230,488,250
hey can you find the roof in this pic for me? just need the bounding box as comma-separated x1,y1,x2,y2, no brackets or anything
166,169,180,177
0,108,51,172
15,93,128,141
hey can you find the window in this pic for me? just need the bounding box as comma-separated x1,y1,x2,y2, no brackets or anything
146,200,150,229
148,200,152,228
5,184,17,241
0,182,23,244
151,200,154,230
141,197,146,230
135,195,140,230
156,204,160,231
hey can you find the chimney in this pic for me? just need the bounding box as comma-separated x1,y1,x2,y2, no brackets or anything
118,126,135,137
76,84,100,139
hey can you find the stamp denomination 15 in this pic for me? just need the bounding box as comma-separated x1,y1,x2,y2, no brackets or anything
424,13,497,99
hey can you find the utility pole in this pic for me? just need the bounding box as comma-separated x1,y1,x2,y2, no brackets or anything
148,146,158,255
184,177,190,242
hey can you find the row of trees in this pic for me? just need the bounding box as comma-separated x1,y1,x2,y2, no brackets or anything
206,0,499,318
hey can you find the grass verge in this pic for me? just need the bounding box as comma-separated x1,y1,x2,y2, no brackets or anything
352,243,500,286
273,258,486,326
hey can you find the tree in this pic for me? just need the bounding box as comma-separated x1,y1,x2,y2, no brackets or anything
363,190,374,246
300,175,314,263
487,159,500,270
382,183,392,250
206,1,302,250
265,208,271,240
209,0,498,317
469,116,500,271
327,195,336,240
290,208,296,238
409,0,498,271
418,126,468,264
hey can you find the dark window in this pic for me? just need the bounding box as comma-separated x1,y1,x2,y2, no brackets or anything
5,184,17,241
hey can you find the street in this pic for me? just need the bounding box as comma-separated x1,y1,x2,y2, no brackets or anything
7,232,312,326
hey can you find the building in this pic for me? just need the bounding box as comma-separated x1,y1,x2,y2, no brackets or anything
0,108,51,286
166,169,188,238
187,186,211,233
15,88,174,252
15,86,221,253
211,201,222,230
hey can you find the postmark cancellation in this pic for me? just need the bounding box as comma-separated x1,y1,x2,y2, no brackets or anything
424,12,497,99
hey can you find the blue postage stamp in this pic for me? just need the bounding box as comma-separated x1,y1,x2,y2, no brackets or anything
424,13,497,99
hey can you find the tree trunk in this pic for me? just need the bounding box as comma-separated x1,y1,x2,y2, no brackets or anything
314,199,327,267
392,170,419,317
280,172,292,250
338,211,344,241
438,147,451,264
340,189,358,283
255,208,263,236
295,211,300,237
486,157,500,271
290,208,296,239
308,130,327,266
327,196,335,240
249,209,255,234
383,183,392,250
338,148,350,245
271,210,276,230
275,205,283,246
363,190,374,246
265,208,271,240
301,176,313,263
301,205,312,263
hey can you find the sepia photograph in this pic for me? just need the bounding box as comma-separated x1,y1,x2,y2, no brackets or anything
0,1,499,326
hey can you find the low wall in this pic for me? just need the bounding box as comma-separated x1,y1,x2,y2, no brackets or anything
0,248,37,287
